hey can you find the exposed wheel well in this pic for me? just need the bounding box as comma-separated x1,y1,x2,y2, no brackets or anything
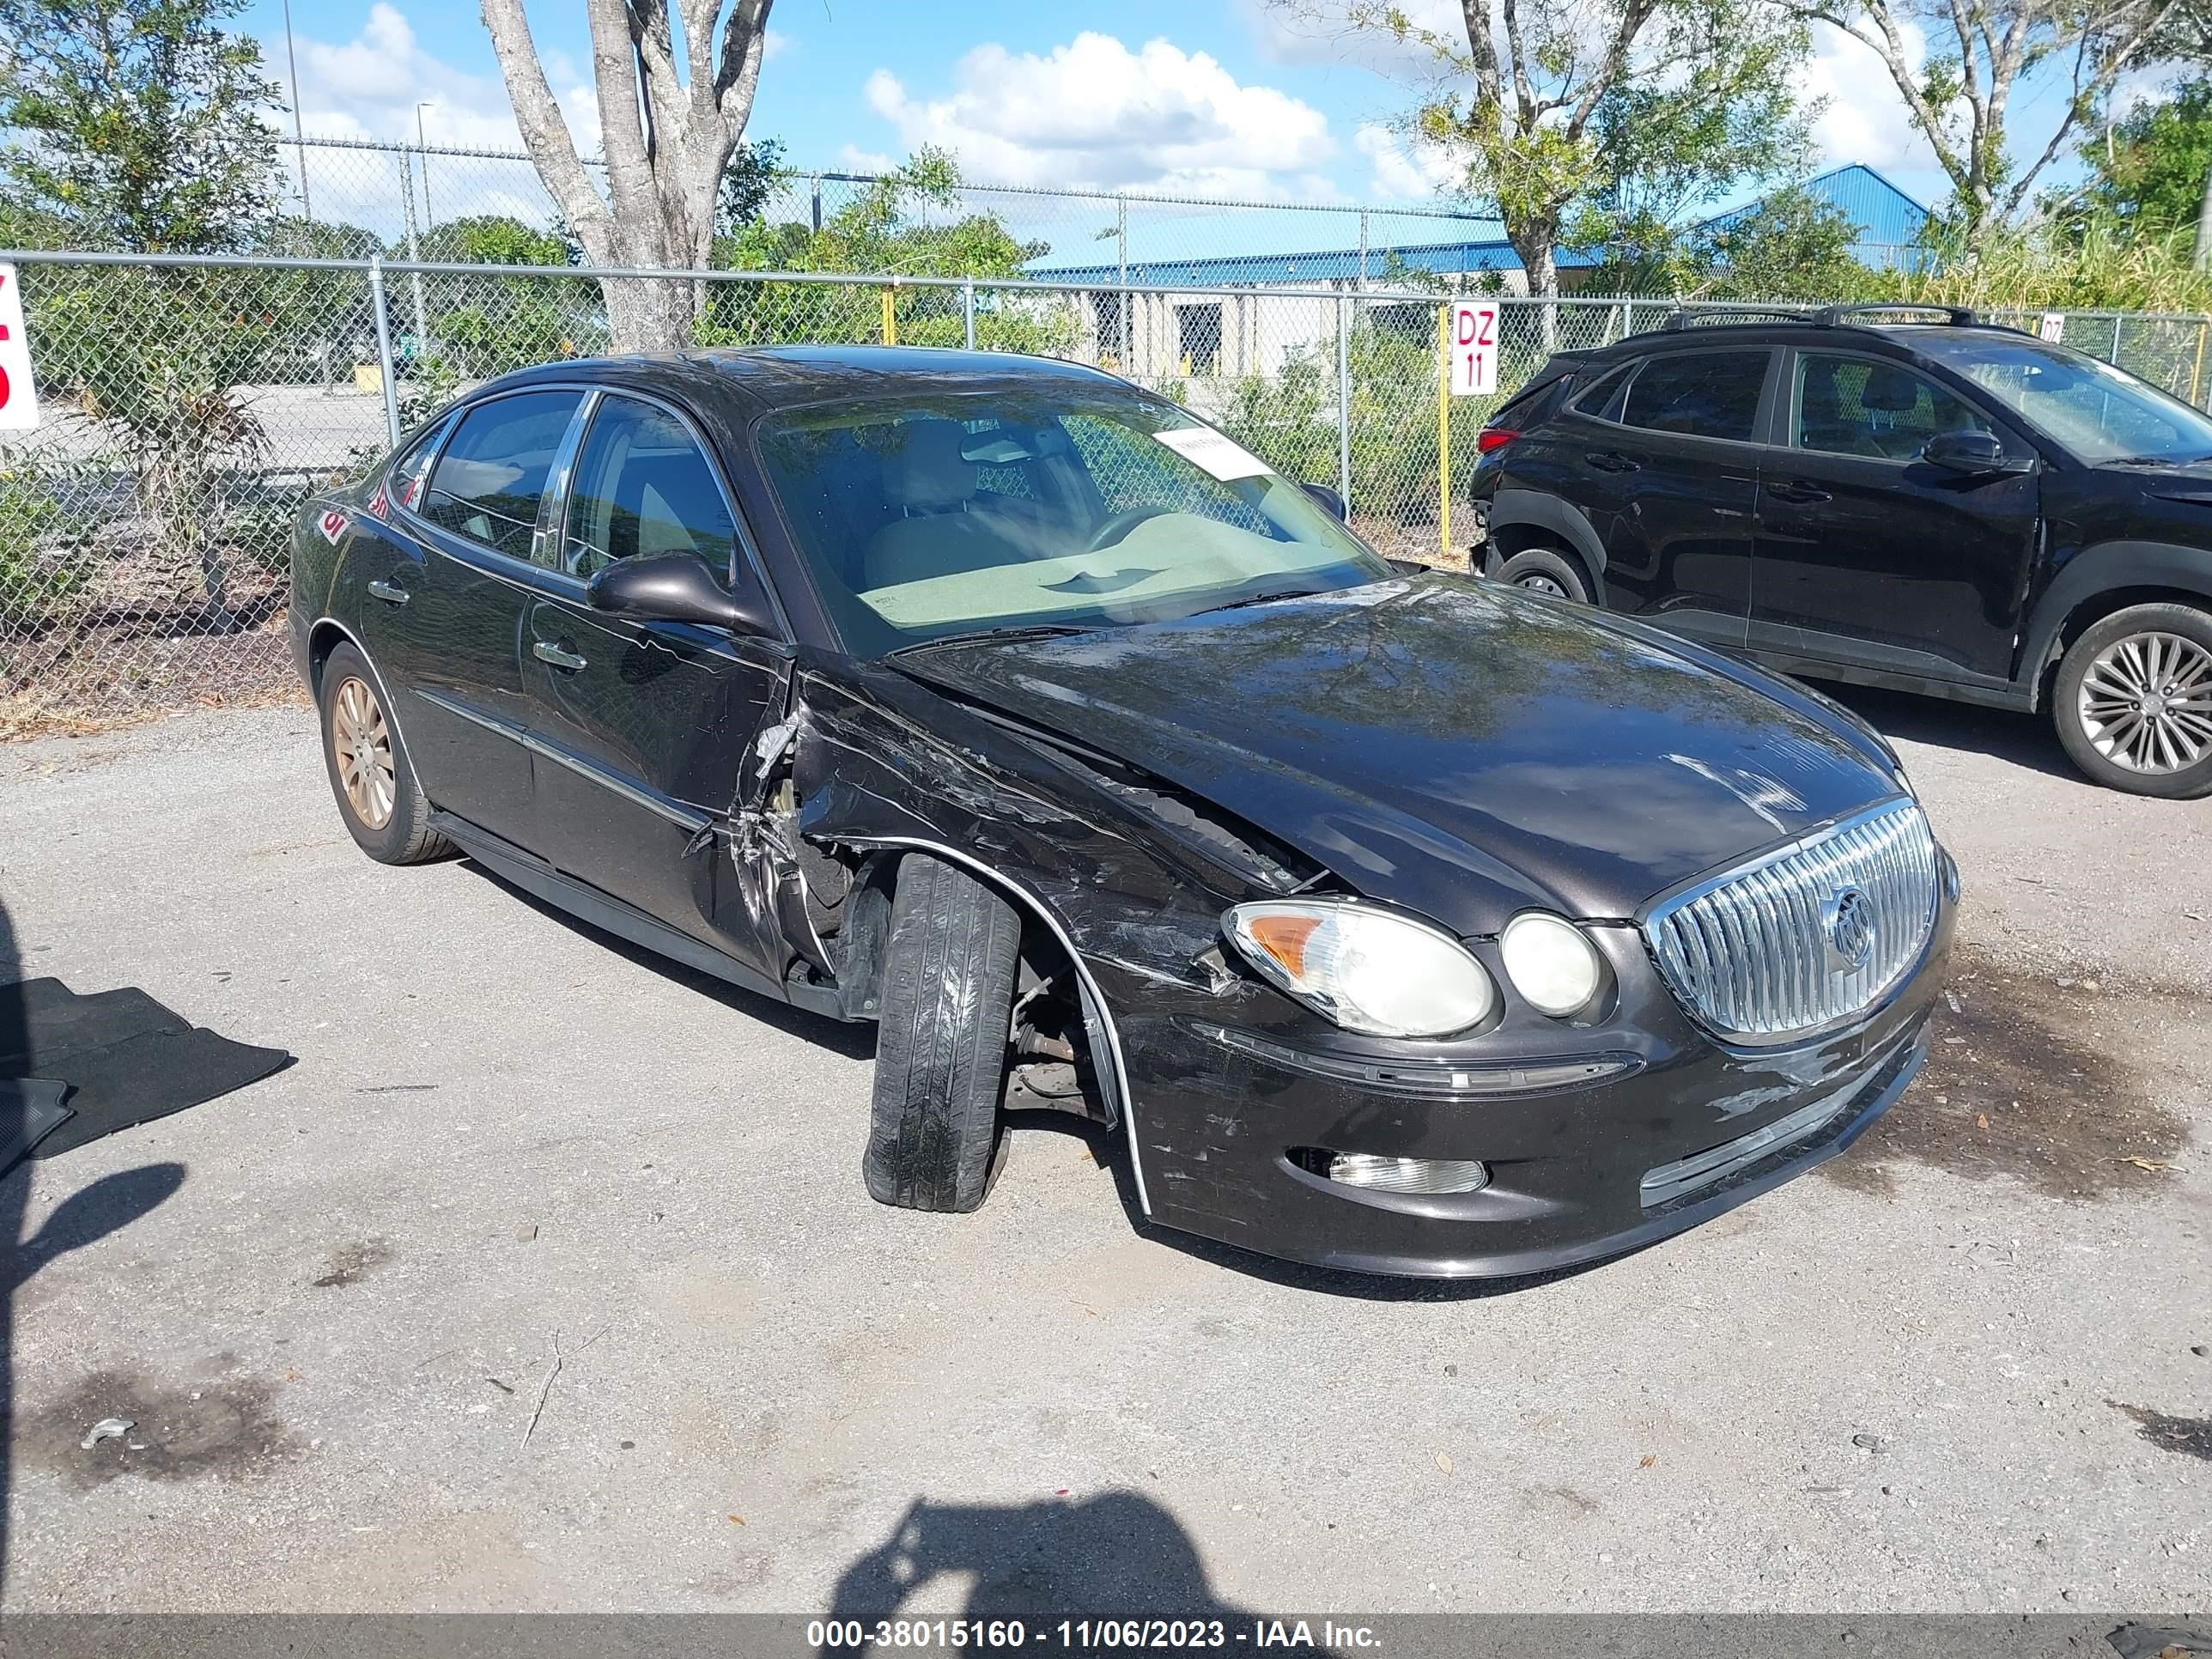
829,846,1121,1128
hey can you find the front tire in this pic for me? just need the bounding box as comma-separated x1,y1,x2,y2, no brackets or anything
1495,546,1593,605
2053,603,2212,799
864,854,1018,1212
317,641,453,864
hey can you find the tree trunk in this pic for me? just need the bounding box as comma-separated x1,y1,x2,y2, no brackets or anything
1509,225,1562,350
601,269,698,356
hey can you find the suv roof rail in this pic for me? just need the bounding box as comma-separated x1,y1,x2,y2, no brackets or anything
1812,301,1979,327
1660,305,1810,330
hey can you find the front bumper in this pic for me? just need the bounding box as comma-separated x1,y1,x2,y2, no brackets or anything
1100,890,1954,1279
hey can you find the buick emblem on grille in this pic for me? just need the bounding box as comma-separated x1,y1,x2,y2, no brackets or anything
1824,885,1876,971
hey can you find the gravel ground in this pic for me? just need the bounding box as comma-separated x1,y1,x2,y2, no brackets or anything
0,687,2205,1618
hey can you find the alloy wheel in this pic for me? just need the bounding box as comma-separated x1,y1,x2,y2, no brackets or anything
331,674,397,829
2075,630,2212,775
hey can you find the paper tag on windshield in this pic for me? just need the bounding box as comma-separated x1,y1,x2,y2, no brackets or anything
1153,427,1273,482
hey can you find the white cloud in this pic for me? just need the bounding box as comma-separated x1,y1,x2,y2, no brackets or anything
1796,20,1938,173
1237,0,1462,75
861,32,1340,198
1354,122,1464,199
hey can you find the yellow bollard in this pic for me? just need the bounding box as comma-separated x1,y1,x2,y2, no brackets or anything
881,287,896,346
2192,320,2208,408
1437,305,1451,562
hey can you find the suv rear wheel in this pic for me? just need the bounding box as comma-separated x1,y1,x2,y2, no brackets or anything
1495,546,1592,605
2054,603,2212,798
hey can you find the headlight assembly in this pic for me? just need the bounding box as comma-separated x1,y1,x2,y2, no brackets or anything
1224,899,1498,1037
1498,911,1606,1018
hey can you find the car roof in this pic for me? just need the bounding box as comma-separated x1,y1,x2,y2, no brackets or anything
1563,308,2037,368
472,343,1126,421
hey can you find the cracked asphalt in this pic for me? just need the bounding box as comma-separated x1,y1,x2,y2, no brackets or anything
0,683,2205,1616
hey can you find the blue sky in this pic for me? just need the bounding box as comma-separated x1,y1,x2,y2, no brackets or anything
236,0,2116,241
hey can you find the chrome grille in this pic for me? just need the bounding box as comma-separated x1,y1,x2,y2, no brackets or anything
1644,800,1940,1045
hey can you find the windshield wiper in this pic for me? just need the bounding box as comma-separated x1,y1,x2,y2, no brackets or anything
1188,586,1328,617
888,623,1097,657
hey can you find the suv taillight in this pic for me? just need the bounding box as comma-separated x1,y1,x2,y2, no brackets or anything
1477,427,1519,454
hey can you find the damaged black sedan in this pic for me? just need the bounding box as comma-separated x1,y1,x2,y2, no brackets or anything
289,346,1958,1278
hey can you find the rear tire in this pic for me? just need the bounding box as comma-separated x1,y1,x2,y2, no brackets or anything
864,854,1019,1212
2052,603,2212,799
1496,546,1593,605
318,641,453,864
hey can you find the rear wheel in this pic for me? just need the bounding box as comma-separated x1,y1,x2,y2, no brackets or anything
2053,603,2212,798
1495,546,1592,605
864,854,1018,1212
318,641,452,863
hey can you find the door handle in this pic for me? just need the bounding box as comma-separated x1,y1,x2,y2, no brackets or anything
532,639,587,672
1767,480,1832,504
1584,450,1640,473
367,579,410,605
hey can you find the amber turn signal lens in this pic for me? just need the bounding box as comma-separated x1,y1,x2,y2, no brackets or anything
1243,912,1320,977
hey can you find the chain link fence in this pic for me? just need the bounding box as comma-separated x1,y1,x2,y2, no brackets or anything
3,250,2209,732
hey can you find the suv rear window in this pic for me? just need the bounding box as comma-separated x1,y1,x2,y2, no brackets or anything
1619,351,1769,441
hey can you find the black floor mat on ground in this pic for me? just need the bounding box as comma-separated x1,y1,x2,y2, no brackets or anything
0,977,292,1168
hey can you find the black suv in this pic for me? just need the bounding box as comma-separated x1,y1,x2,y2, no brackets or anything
1471,304,2212,797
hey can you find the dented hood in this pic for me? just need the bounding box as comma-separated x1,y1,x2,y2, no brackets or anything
892,574,1905,935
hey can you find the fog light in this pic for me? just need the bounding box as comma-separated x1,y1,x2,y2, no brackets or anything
1324,1152,1491,1194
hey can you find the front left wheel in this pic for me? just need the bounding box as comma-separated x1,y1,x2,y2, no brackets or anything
864,854,1019,1212
318,641,453,864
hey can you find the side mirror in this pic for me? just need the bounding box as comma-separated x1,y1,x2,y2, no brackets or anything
586,553,771,635
1300,480,1348,521
1923,428,2033,475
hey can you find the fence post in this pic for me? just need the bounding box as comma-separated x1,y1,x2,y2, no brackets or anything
881,283,896,346
1436,303,1451,563
1336,289,1352,511
2112,313,2124,364
963,277,976,349
368,255,401,448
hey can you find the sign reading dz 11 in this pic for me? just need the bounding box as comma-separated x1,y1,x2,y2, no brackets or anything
0,264,40,431
1449,299,1501,398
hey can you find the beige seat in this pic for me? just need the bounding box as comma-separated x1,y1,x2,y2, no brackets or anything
863,420,1031,590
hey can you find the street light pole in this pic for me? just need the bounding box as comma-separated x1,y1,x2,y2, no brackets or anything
416,103,434,229
281,0,311,220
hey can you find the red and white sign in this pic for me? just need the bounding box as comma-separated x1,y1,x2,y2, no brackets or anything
1449,300,1500,397
2038,312,2065,344
0,263,42,432
318,508,348,544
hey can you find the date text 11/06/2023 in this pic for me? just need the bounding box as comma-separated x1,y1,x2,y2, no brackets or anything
805,1619,1383,1649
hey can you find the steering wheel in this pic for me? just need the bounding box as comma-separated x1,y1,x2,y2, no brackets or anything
1085,504,1173,552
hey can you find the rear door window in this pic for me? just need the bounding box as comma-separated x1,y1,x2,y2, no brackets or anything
1619,351,1771,442
420,390,584,561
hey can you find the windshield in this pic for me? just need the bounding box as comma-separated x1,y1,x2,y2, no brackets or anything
1929,337,2212,465
755,383,1389,656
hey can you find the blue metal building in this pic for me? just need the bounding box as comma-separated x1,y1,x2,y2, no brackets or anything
1028,164,1933,288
